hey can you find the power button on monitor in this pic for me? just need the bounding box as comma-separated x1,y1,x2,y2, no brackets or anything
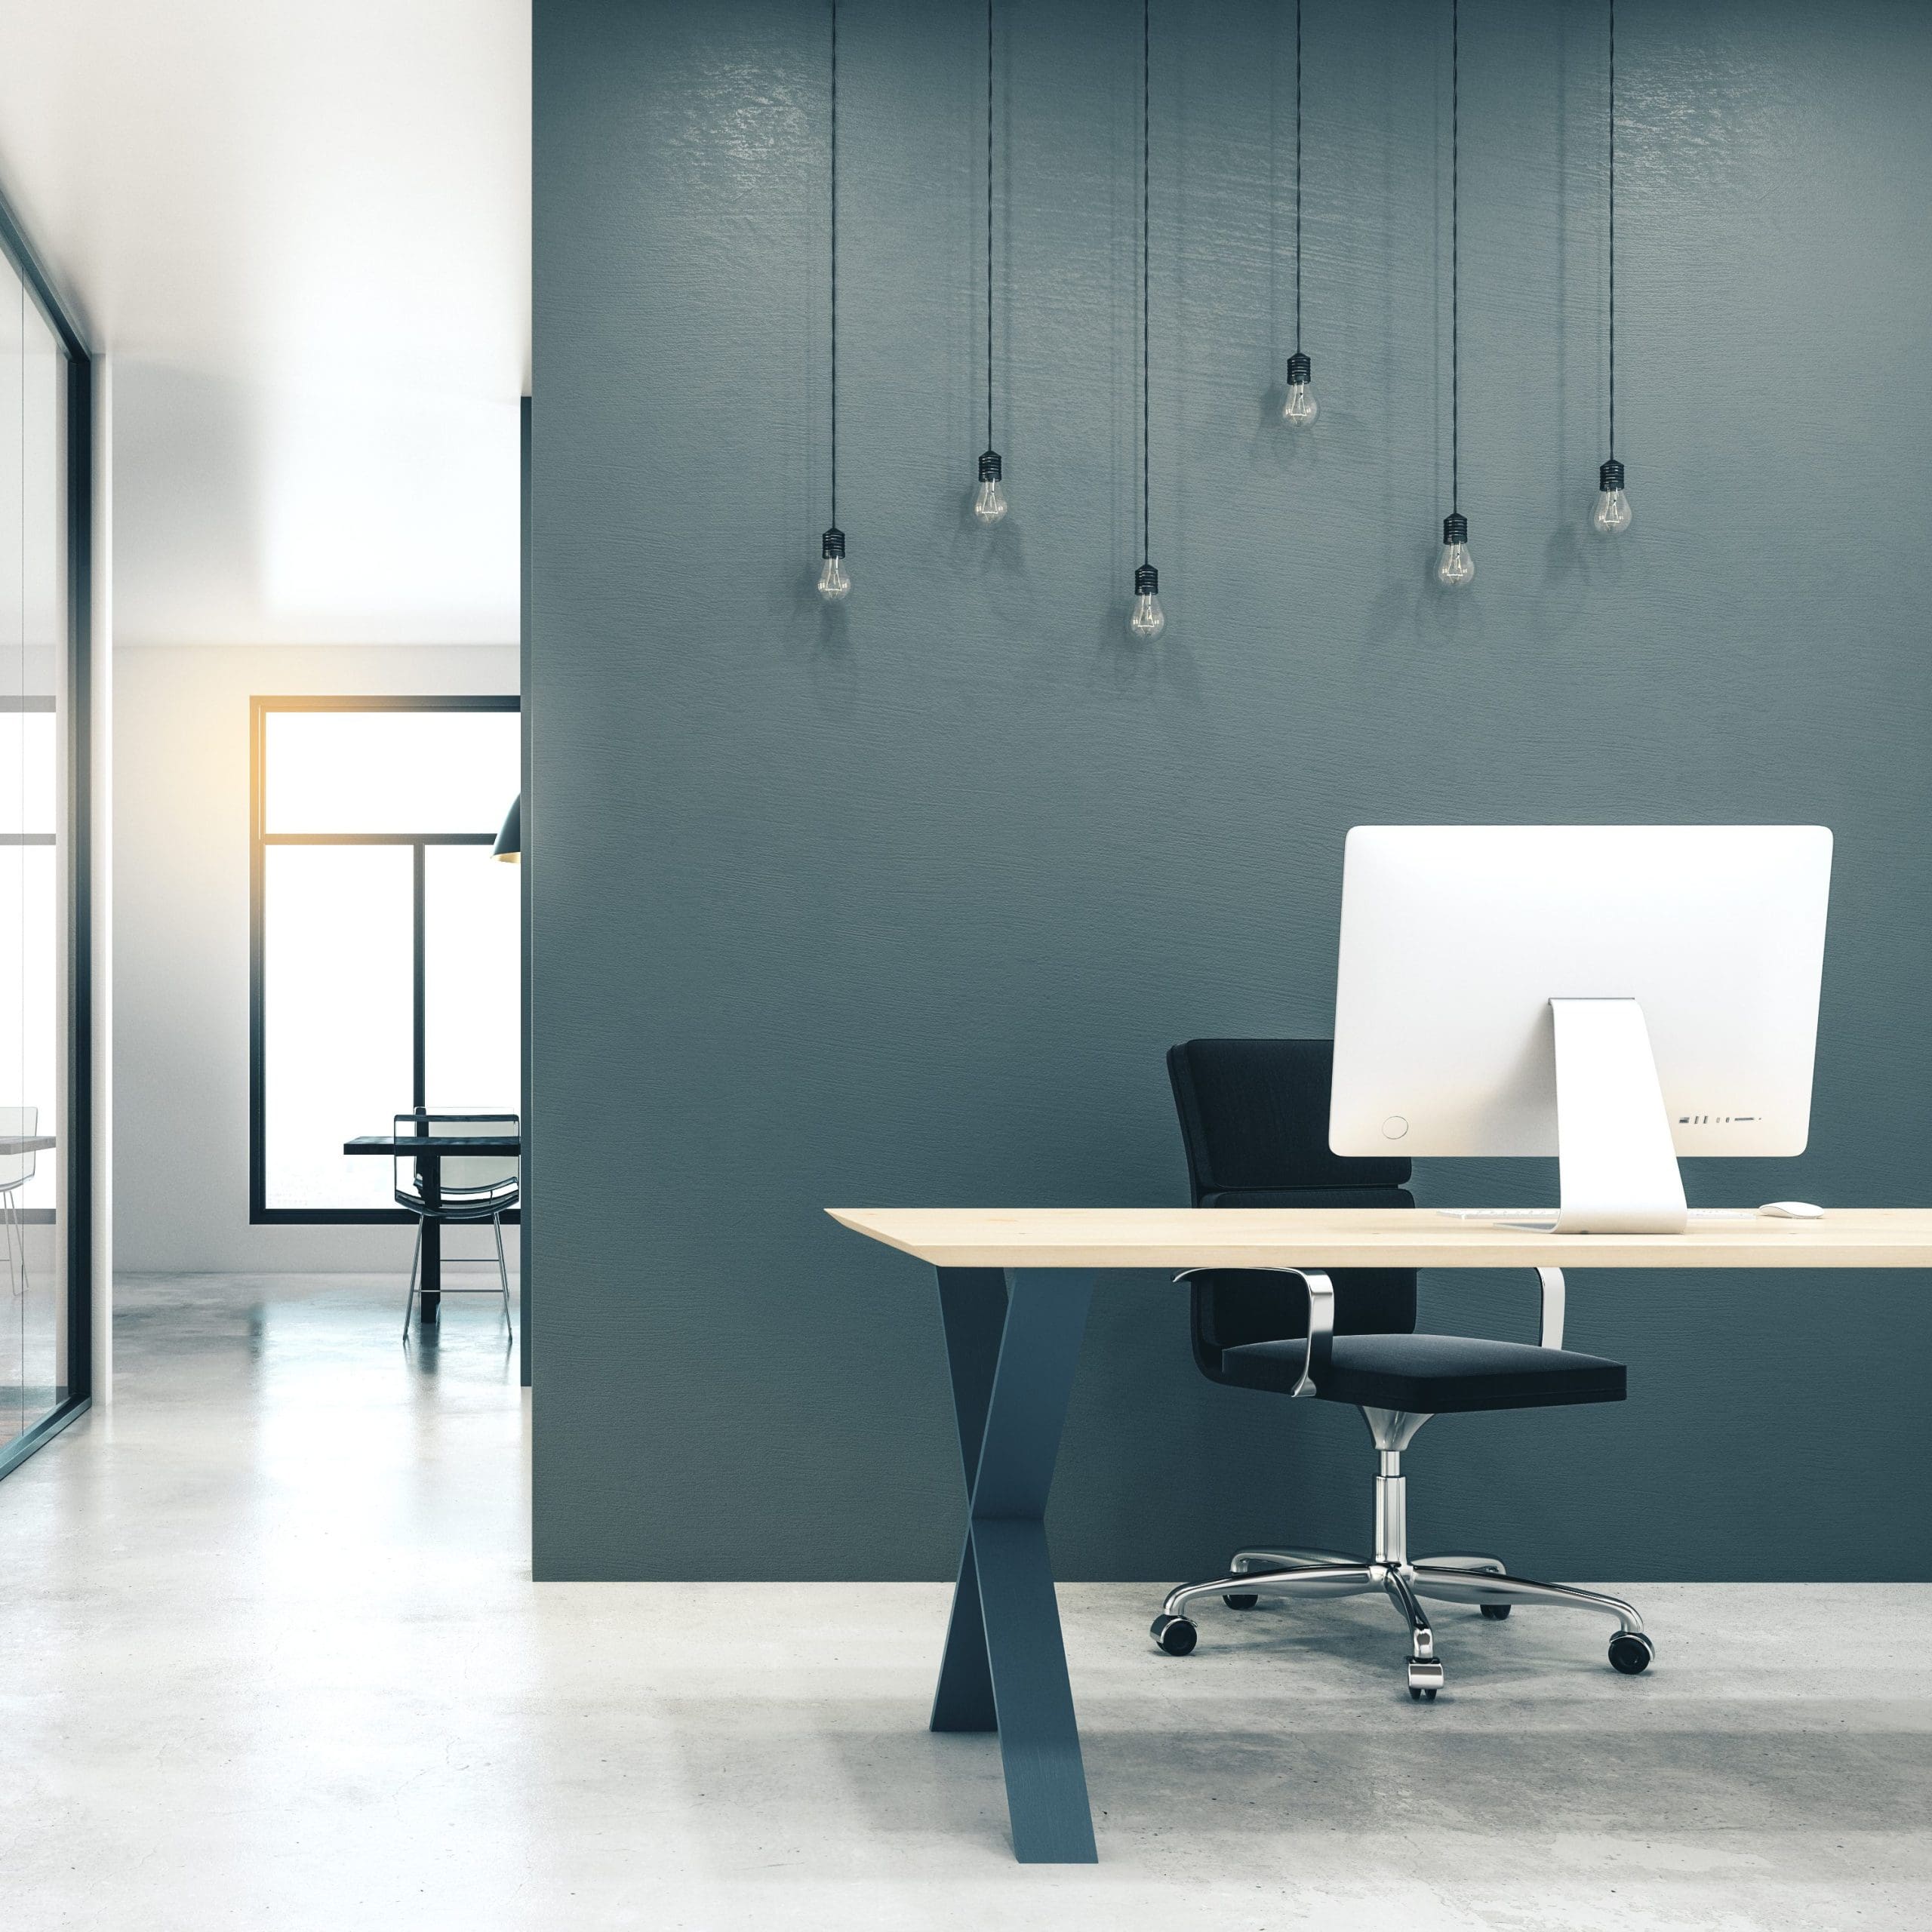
1382,1115,1409,1140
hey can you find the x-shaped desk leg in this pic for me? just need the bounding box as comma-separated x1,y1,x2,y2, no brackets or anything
929,1267,1097,1863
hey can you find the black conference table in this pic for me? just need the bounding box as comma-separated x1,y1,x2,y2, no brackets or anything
343,1133,521,1323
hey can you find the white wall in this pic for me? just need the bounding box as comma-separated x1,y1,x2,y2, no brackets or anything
113,644,518,1272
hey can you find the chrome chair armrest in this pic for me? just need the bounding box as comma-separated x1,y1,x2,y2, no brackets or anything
1175,1266,1335,1398
1533,1266,1565,1350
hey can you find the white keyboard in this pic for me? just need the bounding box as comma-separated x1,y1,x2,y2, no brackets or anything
1438,1208,1758,1222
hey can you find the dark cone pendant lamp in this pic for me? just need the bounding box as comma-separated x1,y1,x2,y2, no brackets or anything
1128,0,1165,640
972,0,1009,525
1435,0,1474,589
1279,0,1316,428
817,0,850,599
492,795,520,862
1592,0,1632,535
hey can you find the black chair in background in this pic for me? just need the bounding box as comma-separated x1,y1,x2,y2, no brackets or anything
1152,1039,1653,1697
395,1110,519,1337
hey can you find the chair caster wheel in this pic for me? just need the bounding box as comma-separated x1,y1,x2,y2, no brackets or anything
1479,1602,1512,1620
1151,1614,1198,1657
1223,1593,1260,1611
1607,1631,1654,1675
1406,1657,1444,1700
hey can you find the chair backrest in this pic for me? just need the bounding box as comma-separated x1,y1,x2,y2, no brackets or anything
394,1112,519,1201
1167,1040,1417,1371
1,1104,38,1191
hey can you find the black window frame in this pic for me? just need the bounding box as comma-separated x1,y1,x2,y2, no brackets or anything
248,693,522,1226
0,180,94,1482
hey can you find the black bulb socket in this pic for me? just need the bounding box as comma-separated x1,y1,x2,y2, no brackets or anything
821,527,845,559
1286,351,1312,386
1598,458,1625,491
979,450,1003,482
1441,512,1469,545
1134,564,1159,597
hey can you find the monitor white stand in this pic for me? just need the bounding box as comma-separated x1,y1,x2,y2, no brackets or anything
1546,998,1688,1233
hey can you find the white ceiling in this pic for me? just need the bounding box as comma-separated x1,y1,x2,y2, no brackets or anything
0,0,529,646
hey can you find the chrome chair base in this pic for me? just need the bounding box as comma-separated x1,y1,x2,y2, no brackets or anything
1152,1414,1653,1694
401,1212,515,1339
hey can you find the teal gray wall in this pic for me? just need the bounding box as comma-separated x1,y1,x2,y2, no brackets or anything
531,0,1932,1580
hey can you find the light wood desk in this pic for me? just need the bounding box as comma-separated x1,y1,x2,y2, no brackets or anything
829,1206,1932,1863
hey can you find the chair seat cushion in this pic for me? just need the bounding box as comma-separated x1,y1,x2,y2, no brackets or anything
1218,1331,1626,1414
395,1183,519,1221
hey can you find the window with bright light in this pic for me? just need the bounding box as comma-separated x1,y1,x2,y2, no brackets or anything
251,698,521,1220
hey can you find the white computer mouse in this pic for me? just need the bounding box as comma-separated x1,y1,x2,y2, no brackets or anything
1758,1201,1824,1220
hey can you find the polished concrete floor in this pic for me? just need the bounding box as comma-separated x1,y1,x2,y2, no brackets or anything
2,1273,1928,1930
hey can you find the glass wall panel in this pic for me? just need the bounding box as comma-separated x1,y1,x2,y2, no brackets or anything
0,709,54,833
0,846,57,1210
4,249,77,1457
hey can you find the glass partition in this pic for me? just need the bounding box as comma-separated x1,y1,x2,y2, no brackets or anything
1,212,88,1474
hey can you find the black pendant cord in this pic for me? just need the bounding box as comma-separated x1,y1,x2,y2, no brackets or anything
1451,0,1459,516
1608,0,1616,464
1128,0,1143,564
829,0,839,531
986,0,995,454
1294,0,1303,353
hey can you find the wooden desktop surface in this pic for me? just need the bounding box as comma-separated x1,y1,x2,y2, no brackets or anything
828,1206,1932,1271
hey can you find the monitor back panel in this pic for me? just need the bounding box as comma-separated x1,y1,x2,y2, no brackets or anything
1328,824,1832,1160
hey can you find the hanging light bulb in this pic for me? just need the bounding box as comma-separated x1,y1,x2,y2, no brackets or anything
1592,458,1632,535
1591,3,1631,537
973,2,1011,530
814,5,850,603
1275,5,1317,430
1281,351,1317,428
1129,564,1166,641
974,451,1008,525
1128,3,1167,643
1433,0,1475,593
1436,512,1475,589
817,526,850,601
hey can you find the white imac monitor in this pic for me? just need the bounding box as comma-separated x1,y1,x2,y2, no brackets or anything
1329,825,1833,1233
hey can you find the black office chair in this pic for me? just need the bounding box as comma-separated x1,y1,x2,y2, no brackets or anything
1152,1040,1653,1697
395,1110,519,1337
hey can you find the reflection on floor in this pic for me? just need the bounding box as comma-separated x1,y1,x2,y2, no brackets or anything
1,1273,1928,1930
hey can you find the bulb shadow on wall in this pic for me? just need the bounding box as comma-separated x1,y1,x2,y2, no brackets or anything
783,567,858,717
1531,512,1628,648
948,494,1044,671
948,497,1030,588
1085,608,1207,716
1249,381,1327,476
1364,568,1492,654
1532,515,1592,639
